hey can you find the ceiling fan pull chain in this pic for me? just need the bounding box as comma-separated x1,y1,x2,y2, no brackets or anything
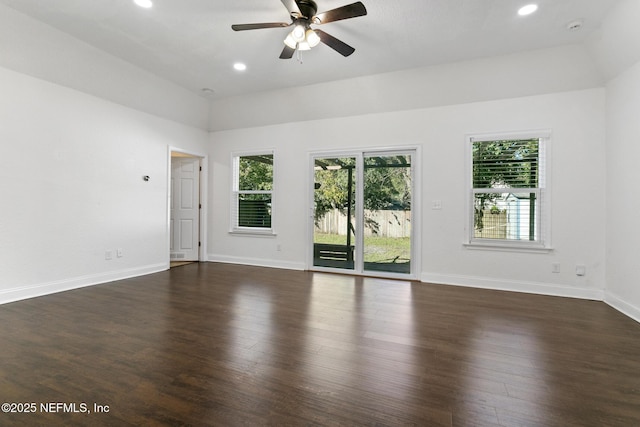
296,48,303,64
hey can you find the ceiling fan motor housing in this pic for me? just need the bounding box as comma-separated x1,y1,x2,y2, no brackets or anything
296,0,318,20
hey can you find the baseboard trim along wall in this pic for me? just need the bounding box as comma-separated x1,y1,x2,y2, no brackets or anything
4,261,638,326
207,254,306,272
205,259,606,302
605,291,640,324
0,263,167,305
421,272,605,301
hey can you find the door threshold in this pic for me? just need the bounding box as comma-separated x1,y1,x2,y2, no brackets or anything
170,261,197,268
309,266,418,282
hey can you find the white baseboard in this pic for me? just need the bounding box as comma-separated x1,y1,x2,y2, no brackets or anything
421,272,604,301
8,260,635,326
604,291,640,324
0,263,167,305
207,254,305,271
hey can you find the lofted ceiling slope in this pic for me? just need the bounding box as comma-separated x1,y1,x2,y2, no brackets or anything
0,0,622,101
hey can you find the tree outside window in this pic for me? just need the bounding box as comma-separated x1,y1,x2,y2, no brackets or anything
232,153,274,232
470,136,546,246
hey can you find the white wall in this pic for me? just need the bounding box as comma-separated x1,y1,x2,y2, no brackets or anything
209,88,606,300
586,0,640,324
0,66,209,303
209,44,603,132
587,0,640,82
604,60,640,321
2,0,634,321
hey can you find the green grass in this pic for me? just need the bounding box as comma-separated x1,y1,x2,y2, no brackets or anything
314,233,410,264
314,232,349,245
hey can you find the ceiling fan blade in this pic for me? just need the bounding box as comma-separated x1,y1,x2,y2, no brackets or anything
313,1,367,24
232,22,291,31
279,45,295,59
315,29,356,56
281,0,302,16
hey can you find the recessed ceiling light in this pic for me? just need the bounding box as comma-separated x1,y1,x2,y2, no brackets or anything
233,63,247,71
518,4,538,16
134,0,153,9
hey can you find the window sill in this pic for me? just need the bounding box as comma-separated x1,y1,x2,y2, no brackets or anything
229,229,277,238
464,242,553,254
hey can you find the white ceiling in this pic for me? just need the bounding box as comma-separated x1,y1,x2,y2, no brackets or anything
0,0,621,100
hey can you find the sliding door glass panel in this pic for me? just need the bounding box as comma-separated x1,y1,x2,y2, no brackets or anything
313,157,357,270
363,154,412,274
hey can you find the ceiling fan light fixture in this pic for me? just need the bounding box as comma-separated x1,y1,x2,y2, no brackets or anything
306,29,321,47
284,33,297,49
291,24,306,42
298,41,311,51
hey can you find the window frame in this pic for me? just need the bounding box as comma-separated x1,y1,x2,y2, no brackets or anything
230,150,276,236
465,131,551,252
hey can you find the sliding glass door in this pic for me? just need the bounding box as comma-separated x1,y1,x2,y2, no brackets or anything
313,156,357,270
363,154,412,274
311,150,416,277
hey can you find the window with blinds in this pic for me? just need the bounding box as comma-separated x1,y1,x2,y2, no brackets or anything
231,152,274,233
469,134,548,248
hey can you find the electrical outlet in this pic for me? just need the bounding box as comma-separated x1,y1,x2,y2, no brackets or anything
552,262,560,273
576,265,586,276
117,248,123,258
432,200,442,210
276,244,281,251
105,250,113,260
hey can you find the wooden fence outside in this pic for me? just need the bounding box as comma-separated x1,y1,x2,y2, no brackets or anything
315,209,411,238
474,210,507,239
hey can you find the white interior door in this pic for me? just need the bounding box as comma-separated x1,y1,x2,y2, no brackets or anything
170,157,200,261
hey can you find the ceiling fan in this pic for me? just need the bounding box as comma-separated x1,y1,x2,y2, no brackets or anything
232,0,367,59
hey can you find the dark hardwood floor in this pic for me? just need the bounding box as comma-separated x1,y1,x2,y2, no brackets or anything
1,263,640,426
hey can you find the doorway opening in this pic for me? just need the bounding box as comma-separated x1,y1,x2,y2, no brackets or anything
169,148,207,265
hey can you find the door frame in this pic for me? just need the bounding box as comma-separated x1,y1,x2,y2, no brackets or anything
307,146,421,280
167,146,208,265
